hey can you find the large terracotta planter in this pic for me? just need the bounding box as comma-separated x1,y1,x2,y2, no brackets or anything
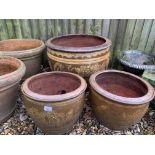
47,34,111,79
21,71,87,134
0,39,45,79
89,70,154,130
0,57,26,124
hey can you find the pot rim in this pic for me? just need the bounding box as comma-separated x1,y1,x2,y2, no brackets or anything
46,34,111,53
21,71,87,102
89,69,155,105
118,50,155,70
0,39,45,58
0,56,26,87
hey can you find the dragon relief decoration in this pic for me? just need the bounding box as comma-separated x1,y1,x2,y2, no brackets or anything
50,60,109,78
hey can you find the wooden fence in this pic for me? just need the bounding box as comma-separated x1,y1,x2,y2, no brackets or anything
0,19,155,66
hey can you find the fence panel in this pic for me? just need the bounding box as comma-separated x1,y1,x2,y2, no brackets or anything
0,19,155,63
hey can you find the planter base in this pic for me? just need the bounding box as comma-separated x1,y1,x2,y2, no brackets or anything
0,106,16,124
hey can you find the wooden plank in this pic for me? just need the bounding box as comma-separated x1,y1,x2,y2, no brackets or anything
75,20,79,33
102,19,110,37
108,19,119,52
51,19,56,36
112,19,128,69
5,19,16,39
90,19,97,35
68,19,76,34
30,19,39,39
0,19,9,40
13,19,23,38
47,19,54,39
114,19,127,53
76,19,84,34
152,43,155,54
1,19,155,61
53,19,61,36
53,19,58,36
38,19,47,41
130,19,145,49
94,19,102,35
84,19,93,34
122,19,136,50
21,19,32,38
138,19,153,51
108,19,119,67
61,19,68,35
145,20,155,53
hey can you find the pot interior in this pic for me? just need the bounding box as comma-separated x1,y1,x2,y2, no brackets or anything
0,58,20,76
96,72,148,98
51,35,106,48
28,73,81,95
0,40,42,51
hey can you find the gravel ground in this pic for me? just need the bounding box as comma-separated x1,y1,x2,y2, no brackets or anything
0,67,155,135
0,92,155,135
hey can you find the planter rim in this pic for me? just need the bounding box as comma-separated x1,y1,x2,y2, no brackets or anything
0,39,45,58
143,70,155,81
46,34,111,53
0,56,26,88
118,50,155,70
21,71,87,102
89,69,155,105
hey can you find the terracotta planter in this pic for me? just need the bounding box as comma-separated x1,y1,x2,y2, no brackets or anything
0,39,45,79
21,71,87,134
89,70,154,130
47,34,111,79
0,57,26,124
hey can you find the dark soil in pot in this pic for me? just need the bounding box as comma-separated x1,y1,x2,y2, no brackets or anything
96,72,147,98
28,73,81,95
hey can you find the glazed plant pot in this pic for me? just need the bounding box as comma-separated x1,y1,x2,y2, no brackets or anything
0,57,26,124
118,50,155,76
21,71,87,134
89,70,154,130
0,39,45,79
142,70,155,109
46,34,111,80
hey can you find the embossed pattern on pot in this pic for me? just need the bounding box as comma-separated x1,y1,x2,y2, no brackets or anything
89,70,155,130
47,34,111,79
21,71,87,134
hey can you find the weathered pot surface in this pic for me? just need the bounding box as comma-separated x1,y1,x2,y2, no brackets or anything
0,39,45,79
142,70,155,109
21,71,87,134
0,56,26,124
89,70,155,130
47,34,111,79
119,50,155,76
